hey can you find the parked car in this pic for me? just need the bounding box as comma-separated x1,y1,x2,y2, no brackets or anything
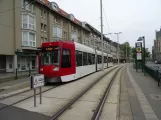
155,60,161,64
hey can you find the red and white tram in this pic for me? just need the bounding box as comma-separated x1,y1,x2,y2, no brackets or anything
39,41,113,83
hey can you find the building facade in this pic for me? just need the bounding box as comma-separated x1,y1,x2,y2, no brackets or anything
0,0,118,73
154,29,161,61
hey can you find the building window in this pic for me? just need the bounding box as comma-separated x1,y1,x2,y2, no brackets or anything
31,4,35,13
53,25,62,39
41,9,43,17
25,1,30,10
61,49,71,68
41,23,43,31
63,20,67,28
22,15,28,29
71,32,78,42
44,10,47,18
54,16,57,23
21,0,24,8
44,24,47,32
29,15,35,30
56,16,61,25
22,14,36,30
45,38,47,42
22,31,36,47
41,37,47,44
41,37,44,44
63,31,68,40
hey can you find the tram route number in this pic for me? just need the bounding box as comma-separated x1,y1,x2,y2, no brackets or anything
30,74,44,89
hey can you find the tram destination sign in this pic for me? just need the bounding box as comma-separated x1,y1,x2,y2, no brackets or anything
42,46,59,52
31,74,44,89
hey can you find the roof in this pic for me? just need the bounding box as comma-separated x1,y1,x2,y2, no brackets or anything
85,23,110,43
35,0,90,32
75,42,95,54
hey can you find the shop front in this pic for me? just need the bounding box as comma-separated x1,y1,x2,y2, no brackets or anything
16,51,38,72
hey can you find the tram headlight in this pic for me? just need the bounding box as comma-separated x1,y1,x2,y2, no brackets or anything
40,68,43,71
53,67,59,71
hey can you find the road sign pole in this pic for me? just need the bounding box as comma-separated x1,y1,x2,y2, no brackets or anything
135,43,137,72
34,89,36,107
40,87,42,104
141,44,143,72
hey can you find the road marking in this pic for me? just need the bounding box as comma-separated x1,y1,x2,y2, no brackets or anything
127,66,159,120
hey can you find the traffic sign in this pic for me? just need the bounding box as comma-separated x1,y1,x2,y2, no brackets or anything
136,47,141,53
31,74,44,89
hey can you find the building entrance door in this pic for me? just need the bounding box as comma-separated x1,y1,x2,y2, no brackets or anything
31,56,36,70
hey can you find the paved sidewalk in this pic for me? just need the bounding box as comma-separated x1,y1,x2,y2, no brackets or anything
119,66,133,120
126,64,161,120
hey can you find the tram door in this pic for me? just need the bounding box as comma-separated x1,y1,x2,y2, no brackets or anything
60,43,76,76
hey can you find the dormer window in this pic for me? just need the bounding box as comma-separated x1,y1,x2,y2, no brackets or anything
82,22,85,28
40,0,45,3
69,14,74,21
50,2,59,11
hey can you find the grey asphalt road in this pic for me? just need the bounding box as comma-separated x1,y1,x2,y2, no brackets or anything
0,103,50,120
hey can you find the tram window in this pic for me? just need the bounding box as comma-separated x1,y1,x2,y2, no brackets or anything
97,55,99,64
61,49,71,68
100,56,102,64
97,55,102,64
76,50,82,66
108,57,110,62
92,54,95,64
104,56,107,63
88,53,92,65
98,55,100,64
83,52,88,65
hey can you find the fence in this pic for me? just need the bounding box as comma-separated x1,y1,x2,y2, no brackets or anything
144,65,161,82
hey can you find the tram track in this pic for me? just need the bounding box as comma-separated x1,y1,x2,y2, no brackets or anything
50,65,123,120
0,84,63,111
91,67,122,120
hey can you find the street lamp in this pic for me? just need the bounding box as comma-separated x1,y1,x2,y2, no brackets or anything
100,0,104,71
137,36,146,76
114,32,122,64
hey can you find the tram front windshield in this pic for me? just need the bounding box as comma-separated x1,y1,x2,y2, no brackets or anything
41,46,60,66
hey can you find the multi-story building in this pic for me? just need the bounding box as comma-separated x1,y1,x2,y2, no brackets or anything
154,29,161,61
152,46,155,61
0,0,118,73
85,23,111,53
0,0,91,73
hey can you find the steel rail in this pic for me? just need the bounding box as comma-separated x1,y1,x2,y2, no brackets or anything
91,67,122,120
50,66,121,120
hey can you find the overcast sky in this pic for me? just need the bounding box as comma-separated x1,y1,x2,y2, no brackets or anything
49,0,161,52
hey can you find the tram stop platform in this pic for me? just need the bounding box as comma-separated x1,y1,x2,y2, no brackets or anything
0,64,161,120
120,64,161,120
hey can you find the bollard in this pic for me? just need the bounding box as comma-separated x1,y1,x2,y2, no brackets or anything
29,67,31,77
157,70,160,86
15,68,18,79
